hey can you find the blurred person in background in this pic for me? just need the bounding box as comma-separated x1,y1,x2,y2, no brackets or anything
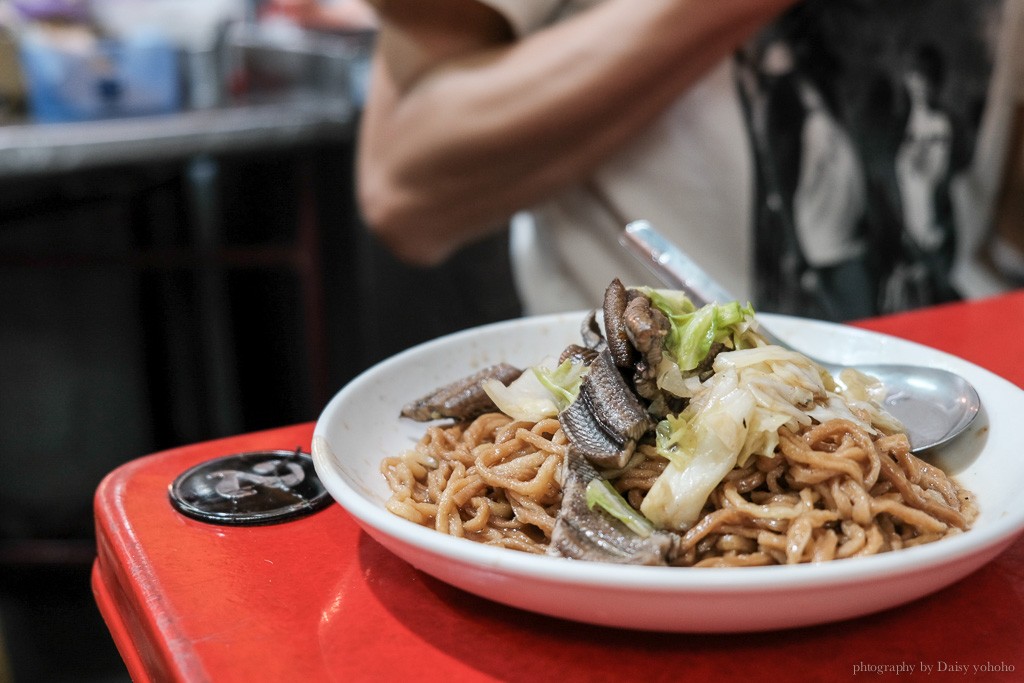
356,0,1024,321
263,0,377,31
886,43,960,311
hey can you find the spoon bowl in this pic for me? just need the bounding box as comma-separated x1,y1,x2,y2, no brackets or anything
824,361,980,451
621,220,981,453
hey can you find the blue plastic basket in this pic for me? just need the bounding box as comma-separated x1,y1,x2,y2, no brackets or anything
19,28,180,123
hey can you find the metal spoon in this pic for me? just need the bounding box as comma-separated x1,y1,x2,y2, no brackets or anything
621,219,981,453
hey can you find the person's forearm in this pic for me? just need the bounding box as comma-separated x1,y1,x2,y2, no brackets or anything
358,0,798,264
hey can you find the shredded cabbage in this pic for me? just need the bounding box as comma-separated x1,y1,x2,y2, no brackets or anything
482,357,586,422
636,288,758,398
534,359,586,409
641,362,757,530
640,342,905,531
585,477,656,537
646,290,756,371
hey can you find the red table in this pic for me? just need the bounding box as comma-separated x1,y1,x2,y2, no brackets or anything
93,292,1024,682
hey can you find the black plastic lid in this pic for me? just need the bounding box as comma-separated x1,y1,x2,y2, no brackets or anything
168,449,332,526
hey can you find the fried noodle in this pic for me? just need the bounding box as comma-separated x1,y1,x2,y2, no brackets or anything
382,414,976,565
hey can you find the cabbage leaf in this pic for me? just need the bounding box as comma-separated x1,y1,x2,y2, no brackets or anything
481,357,586,421
585,477,656,538
641,345,838,530
642,289,756,372
636,288,758,399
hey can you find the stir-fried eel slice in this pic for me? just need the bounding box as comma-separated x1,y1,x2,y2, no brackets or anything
623,292,669,368
559,343,598,366
584,349,652,443
622,293,670,402
559,349,651,469
559,394,627,467
400,363,523,421
693,341,726,380
602,278,636,367
580,309,604,350
548,447,676,565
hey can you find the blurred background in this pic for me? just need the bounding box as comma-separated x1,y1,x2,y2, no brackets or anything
0,0,520,680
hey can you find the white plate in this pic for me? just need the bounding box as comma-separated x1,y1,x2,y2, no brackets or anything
312,312,1024,632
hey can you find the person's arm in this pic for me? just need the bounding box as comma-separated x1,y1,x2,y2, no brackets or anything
357,0,799,265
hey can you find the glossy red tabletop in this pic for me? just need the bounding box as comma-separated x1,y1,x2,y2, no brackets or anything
93,292,1024,682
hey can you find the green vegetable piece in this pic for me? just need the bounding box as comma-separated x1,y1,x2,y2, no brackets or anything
655,414,696,468
585,477,656,538
533,358,586,410
641,289,756,372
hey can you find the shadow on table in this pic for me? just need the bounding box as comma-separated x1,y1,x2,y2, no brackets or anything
349,531,1024,681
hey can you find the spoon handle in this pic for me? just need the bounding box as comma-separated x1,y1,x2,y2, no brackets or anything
620,220,789,349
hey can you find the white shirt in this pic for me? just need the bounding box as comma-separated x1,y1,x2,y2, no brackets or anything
477,0,1024,315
